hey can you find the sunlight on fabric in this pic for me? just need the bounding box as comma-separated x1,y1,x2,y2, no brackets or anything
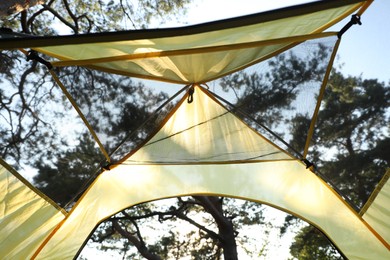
126,86,291,164
0,160,65,259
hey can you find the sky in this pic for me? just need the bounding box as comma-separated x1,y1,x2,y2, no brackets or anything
331,0,390,82
168,0,390,82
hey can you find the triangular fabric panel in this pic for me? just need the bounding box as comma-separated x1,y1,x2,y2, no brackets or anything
126,86,292,164
0,1,367,84
0,158,65,259
34,88,389,259
362,170,390,244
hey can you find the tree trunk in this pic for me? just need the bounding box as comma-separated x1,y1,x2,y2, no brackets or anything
194,196,238,260
0,0,45,17
219,218,239,260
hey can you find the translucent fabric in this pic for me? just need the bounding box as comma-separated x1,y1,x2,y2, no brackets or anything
362,171,390,244
35,86,388,259
0,159,65,259
124,86,293,164
31,2,366,83
1,1,386,259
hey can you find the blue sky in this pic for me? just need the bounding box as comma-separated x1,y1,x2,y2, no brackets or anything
178,0,390,82
333,0,390,82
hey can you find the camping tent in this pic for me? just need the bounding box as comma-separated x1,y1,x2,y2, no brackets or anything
0,0,388,259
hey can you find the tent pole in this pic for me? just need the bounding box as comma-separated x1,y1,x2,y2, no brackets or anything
48,69,111,162
22,49,111,163
303,38,341,159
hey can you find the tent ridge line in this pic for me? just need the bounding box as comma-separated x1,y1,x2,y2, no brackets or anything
108,84,190,161
30,216,67,259
21,48,111,163
32,164,113,258
48,70,111,163
118,158,296,166
303,38,341,158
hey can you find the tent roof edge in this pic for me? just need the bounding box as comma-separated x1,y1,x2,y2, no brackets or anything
0,0,365,49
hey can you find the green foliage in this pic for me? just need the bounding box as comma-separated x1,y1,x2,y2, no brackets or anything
313,71,389,208
285,68,389,259
289,226,343,260
33,132,104,207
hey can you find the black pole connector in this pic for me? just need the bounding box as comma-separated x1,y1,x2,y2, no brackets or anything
187,86,195,103
337,14,362,39
301,158,314,169
100,160,112,171
26,50,53,70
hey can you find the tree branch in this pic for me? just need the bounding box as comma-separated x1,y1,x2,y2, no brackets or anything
111,199,223,244
41,3,77,33
193,196,227,228
175,211,221,241
62,0,78,33
20,10,30,33
112,220,162,260
119,0,137,29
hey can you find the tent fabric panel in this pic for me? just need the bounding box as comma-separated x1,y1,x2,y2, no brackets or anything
33,3,362,83
36,3,361,57
363,170,390,244
0,0,366,49
0,161,65,259
35,161,389,259
126,86,291,164
61,42,299,84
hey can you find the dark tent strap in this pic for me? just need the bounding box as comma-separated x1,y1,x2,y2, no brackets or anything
26,50,53,69
338,14,362,38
